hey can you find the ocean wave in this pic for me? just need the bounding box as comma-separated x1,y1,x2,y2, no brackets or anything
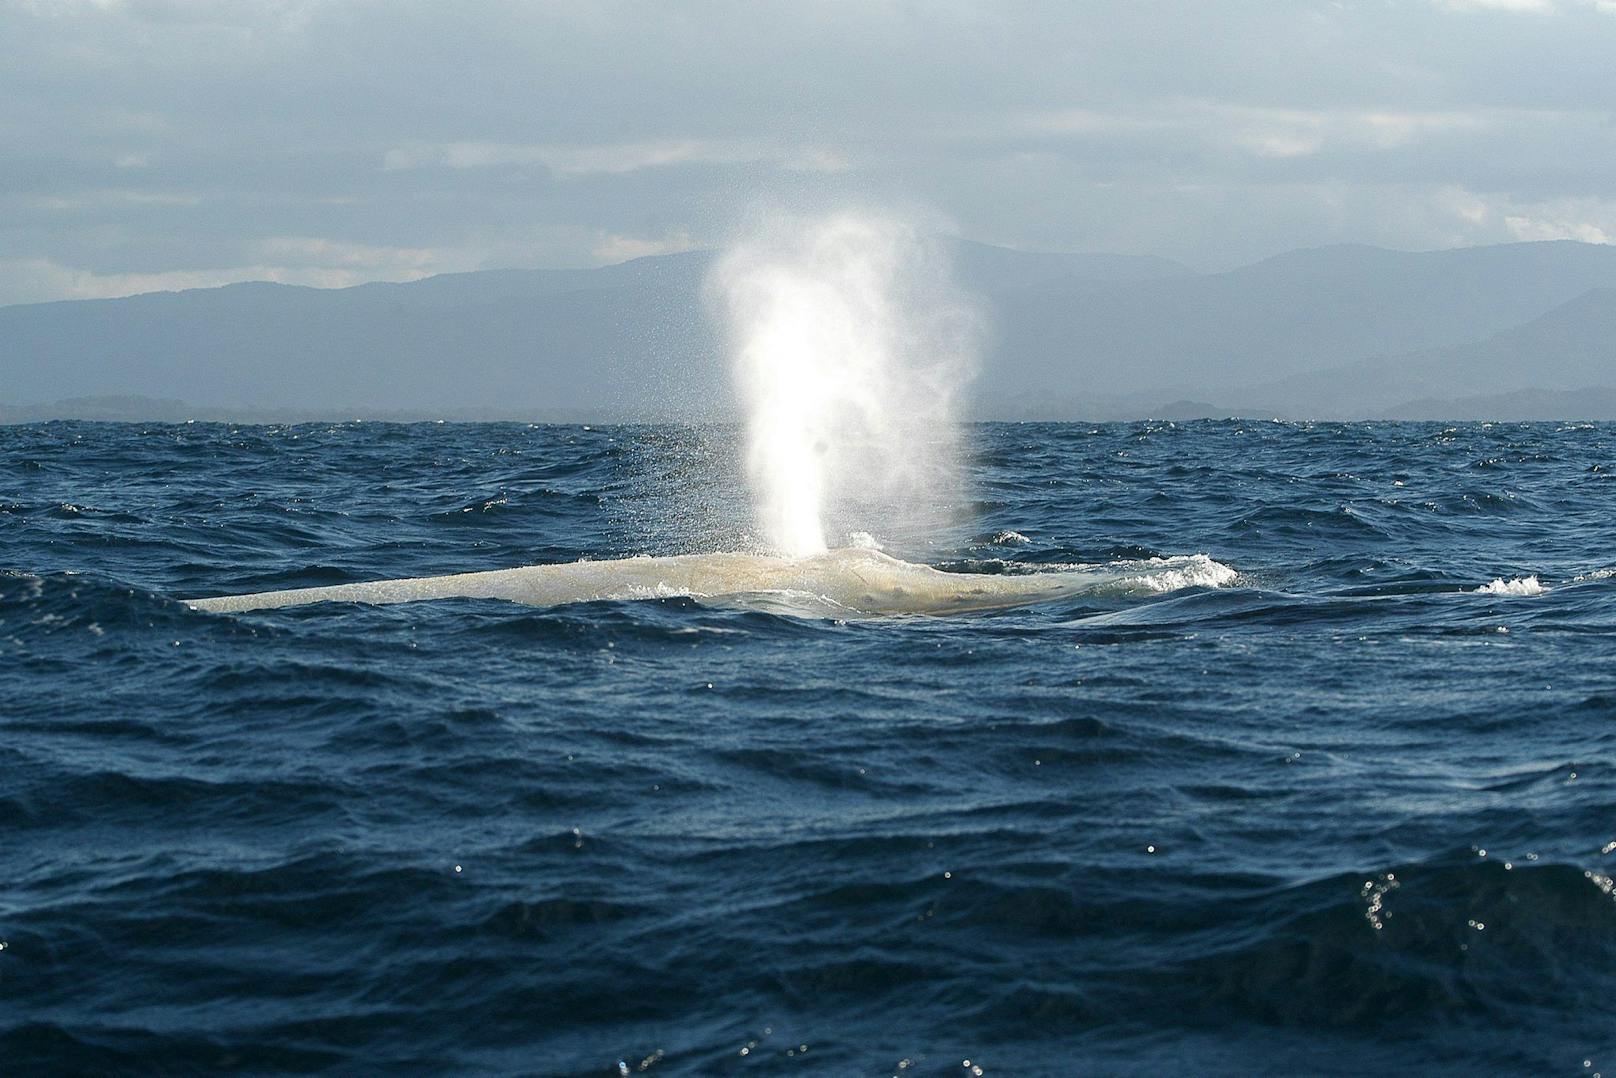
1119,554,1239,593
9,421,1616,1073
0,573,198,639
1227,505,1389,539
1136,856,1616,1032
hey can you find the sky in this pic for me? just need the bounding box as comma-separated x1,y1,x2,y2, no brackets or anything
3,0,1616,306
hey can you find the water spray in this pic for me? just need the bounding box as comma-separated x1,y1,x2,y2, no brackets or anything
706,212,981,557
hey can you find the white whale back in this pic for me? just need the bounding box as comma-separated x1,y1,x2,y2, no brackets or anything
186,548,1235,617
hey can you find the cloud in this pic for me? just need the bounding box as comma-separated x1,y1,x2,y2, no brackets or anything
591,230,698,263
1503,203,1615,243
254,236,445,271
4,1,1616,303
25,188,201,210
0,257,387,305
1020,102,1525,161
1435,0,1556,11
1436,0,1616,11
381,139,852,177
0,234,485,306
21,0,323,28
1433,187,1616,244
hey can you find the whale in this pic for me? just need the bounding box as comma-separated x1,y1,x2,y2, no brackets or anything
184,548,1236,617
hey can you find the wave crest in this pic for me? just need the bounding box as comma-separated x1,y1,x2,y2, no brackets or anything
1475,575,1546,596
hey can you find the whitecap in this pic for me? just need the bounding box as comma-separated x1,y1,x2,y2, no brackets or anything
1474,576,1546,597
1119,555,1240,593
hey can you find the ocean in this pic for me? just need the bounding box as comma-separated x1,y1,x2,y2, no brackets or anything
2,419,1613,1074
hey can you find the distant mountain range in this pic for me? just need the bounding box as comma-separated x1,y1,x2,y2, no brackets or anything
4,238,1615,421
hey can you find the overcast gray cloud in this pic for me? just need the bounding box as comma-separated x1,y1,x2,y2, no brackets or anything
3,0,1615,304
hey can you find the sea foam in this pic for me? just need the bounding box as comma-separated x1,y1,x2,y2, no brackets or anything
1475,575,1546,596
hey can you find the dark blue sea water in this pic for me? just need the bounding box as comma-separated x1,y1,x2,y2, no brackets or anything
3,420,1614,1075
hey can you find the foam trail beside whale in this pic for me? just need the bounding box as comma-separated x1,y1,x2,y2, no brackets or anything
186,549,1236,617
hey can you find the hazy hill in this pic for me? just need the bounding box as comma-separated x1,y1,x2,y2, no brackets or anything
0,241,1187,420
1389,286,1616,393
981,241,1616,416
1225,287,1616,419
3,238,1614,421
1380,387,1616,421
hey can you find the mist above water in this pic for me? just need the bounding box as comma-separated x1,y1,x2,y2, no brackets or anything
707,212,982,557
